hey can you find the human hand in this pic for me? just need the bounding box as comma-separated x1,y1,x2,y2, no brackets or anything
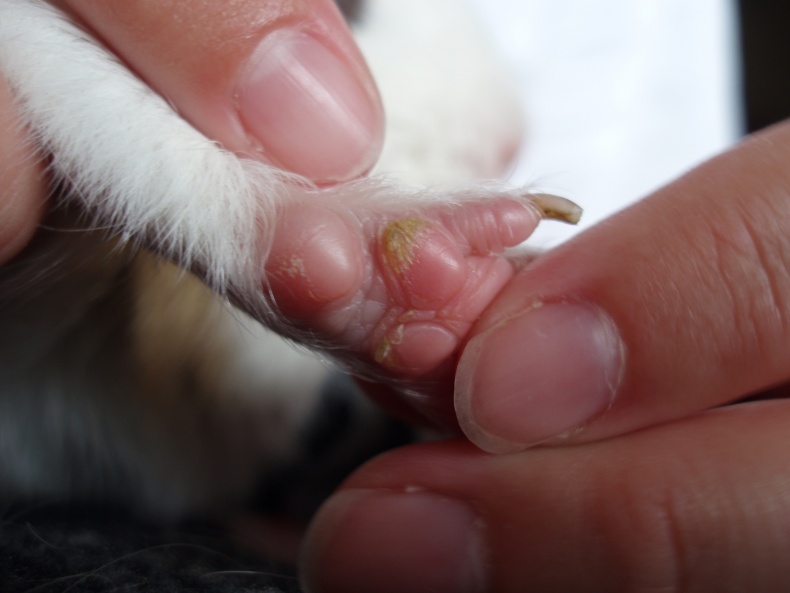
0,75,45,264
0,0,382,264
300,120,790,592
4,1,557,394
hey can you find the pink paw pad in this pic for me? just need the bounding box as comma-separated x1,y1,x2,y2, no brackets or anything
265,191,580,382
266,204,364,318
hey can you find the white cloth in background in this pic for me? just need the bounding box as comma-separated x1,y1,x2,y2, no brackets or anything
468,0,742,245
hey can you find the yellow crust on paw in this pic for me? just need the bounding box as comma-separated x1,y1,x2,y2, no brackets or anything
380,218,431,274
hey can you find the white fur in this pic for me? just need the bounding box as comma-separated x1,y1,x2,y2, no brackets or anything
0,0,282,293
0,0,523,516
0,0,522,299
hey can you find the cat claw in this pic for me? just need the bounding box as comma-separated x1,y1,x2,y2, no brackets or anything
529,193,583,225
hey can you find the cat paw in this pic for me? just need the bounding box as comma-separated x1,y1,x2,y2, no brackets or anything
264,190,580,384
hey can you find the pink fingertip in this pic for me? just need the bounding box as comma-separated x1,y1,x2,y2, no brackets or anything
237,29,383,183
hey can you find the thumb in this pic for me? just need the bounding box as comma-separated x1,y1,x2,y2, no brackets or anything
60,0,383,183
455,120,790,452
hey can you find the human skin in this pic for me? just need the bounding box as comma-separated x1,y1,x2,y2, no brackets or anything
301,121,790,592
7,2,790,591
304,401,790,593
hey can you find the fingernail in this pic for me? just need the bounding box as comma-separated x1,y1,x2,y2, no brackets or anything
300,488,487,593
237,29,383,183
455,301,624,453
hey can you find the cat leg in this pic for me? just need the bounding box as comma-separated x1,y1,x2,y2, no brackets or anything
0,0,580,405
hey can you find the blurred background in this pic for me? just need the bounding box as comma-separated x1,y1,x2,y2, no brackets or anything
740,0,790,132
467,0,789,246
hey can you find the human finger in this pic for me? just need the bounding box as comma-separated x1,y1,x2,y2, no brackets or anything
303,399,790,592
0,74,46,264
59,0,383,183
454,120,790,452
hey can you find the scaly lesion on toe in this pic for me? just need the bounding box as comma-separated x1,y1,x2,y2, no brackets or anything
380,218,431,275
374,324,404,366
